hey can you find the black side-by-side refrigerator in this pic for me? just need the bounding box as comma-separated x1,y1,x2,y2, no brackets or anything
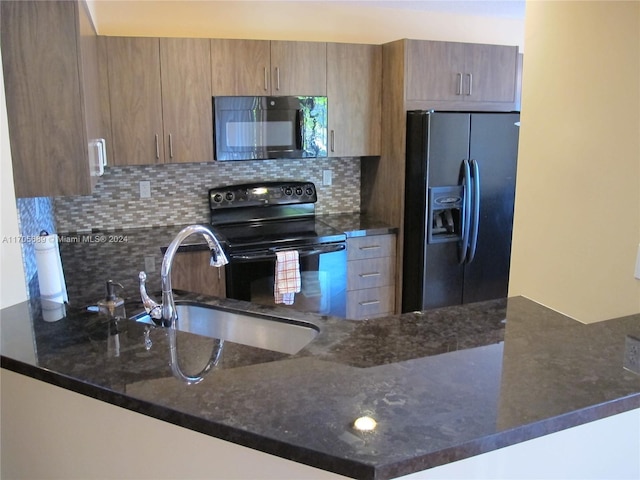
402,111,520,312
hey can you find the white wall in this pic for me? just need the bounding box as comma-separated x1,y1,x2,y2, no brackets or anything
509,0,640,322
0,48,28,309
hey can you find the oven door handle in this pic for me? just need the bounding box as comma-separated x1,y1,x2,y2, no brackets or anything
229,243,346,262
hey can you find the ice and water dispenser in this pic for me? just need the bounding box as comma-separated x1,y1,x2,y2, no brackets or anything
427,186,464,244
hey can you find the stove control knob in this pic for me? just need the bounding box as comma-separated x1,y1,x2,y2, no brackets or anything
212,193,223,203
295,187,303,196
225,192,234,202
284,187,293,196
305,187,314,196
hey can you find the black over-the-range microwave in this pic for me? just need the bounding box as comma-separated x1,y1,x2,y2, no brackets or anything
212,96,328,161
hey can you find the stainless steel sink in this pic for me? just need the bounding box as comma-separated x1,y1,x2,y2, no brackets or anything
132,302,319,355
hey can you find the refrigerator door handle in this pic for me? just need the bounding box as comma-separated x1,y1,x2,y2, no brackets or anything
466,159,481,264
458,159,471,264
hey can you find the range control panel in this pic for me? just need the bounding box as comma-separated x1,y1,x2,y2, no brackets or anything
209,181,317,210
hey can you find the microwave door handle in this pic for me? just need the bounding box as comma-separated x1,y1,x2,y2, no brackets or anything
295,109,303,150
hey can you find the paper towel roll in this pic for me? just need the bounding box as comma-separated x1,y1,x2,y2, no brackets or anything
34,233,68,321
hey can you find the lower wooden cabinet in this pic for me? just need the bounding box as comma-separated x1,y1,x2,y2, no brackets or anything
346,234,396,319
171,250,226,298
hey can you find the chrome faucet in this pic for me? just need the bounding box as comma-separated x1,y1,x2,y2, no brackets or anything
139,224,229,327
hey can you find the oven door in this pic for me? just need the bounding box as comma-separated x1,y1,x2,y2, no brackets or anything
213,96,328,161
224,242,346,318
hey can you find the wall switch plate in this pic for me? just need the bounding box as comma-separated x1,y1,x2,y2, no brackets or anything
623,335,640,375
144,255,156,273
139,181,151,199
322,170,332,186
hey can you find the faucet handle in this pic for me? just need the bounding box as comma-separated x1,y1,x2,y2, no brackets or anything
139,271,162,320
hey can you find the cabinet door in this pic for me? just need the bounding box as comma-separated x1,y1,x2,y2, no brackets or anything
327,43,381,157
463,44,518,104
406,40,466,102
211,39,271,95
106,37,164,165
160,38,213,163
270,41,327,96
171,251,226,298
1,0,94,196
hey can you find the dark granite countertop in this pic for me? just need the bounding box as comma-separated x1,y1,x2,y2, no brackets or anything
319,213,398,238
2,293,639,479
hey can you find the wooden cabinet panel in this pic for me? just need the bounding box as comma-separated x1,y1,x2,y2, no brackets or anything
347,234,396,262
464,43,518,103
347,257,394,291
270,41,326,96
406,41,465,102
211,39,326,97
160,38,212,163
106,37,212,165
347,286,395,320
106,37,164,165
405,39,518,109
346,234,396,319
211,39,270,95
171,250,226,298
1,0,101,197
327,43,381,157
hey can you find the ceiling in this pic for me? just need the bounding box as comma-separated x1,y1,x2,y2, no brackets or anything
339,0,526,19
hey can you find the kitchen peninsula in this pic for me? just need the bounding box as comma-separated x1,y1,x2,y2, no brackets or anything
2,283,639,479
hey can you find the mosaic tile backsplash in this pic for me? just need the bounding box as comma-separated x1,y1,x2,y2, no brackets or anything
53,158,361,232
16,197,57,299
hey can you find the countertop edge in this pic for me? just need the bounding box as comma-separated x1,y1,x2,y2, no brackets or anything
376,394,640,479
4,353,639,480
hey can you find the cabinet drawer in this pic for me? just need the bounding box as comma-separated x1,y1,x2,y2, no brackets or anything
347,286,394,319
347,234,396,261
347,256,394,290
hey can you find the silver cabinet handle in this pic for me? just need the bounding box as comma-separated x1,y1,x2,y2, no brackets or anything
359,300,380,306
467,73,473,96
359,272,381,278
263,67,268,91
456,73,463,95
275,67,280,91
330,130,335,152
155,134,160,160
169,134,174,159
359,245,381,251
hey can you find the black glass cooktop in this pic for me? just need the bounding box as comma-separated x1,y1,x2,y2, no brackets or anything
212,217,346,251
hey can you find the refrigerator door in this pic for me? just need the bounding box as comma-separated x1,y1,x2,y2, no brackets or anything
403,112,472,311
462,113,520,304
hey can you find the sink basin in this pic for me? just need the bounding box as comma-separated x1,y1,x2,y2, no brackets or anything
132,302,319,355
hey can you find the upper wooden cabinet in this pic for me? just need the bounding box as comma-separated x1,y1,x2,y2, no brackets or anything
105,37,212,165
211,39,326,96
1,0,103,197
327,43,382,157
405,39,519,110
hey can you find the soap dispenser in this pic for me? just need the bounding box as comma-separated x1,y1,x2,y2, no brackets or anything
97,280,126,321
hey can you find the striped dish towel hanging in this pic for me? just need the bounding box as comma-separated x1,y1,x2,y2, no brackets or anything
274,250,301,305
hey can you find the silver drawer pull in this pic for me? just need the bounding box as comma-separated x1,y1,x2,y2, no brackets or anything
359,272,380,278
359,245,381,250
359,300,380,306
